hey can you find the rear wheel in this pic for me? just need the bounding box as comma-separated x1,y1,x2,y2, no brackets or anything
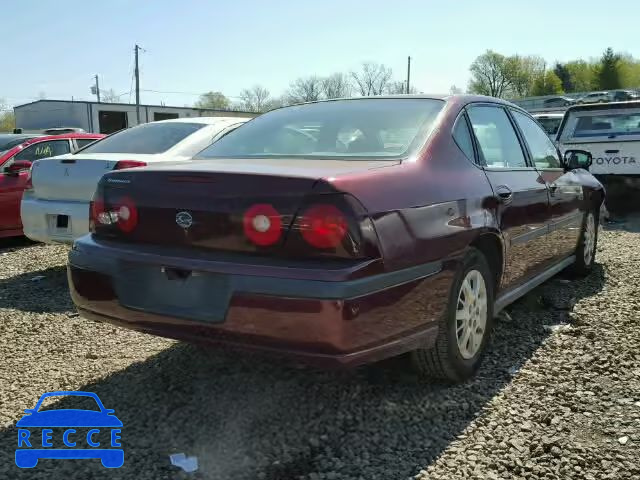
570,209,598,276
411,248,494,382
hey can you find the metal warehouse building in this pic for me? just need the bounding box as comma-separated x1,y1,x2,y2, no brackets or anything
14,100,258,134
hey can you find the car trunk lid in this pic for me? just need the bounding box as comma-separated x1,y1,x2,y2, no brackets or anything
30,153,159,202
92,158,393,258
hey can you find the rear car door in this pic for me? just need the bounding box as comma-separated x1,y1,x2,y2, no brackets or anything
466,104,551,290
511,109,583,264
0,140,72,230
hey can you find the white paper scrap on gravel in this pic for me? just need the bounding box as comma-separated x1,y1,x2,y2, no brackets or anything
170,453,199,472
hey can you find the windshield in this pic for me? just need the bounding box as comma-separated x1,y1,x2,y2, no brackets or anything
559,107,640,142
79,122,206,155
0,135,37,151
196,99,444,160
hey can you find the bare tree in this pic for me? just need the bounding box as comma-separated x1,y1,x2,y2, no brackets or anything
350,62,393,96
385,80,418,94
239,85,272,112
100,88,121,103
322,73,352,99
449,85,463,94
285,76,323,104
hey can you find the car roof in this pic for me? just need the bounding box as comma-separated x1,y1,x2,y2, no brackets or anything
0,133,42,141
152,116,251,125
274,93,521,110
19,132,104,146
533,112,564,118
565,100,640,113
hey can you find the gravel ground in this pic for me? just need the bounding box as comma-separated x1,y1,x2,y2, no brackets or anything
0,217,638,480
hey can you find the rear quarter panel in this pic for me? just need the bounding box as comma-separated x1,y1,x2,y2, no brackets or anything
331,100,499,272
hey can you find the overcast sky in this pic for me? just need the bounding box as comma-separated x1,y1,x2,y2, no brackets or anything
4,0,640,107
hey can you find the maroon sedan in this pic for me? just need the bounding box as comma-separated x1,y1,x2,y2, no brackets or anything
68,95,604,381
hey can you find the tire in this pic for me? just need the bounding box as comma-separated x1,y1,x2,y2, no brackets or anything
411,248,495,382
570,209,599,276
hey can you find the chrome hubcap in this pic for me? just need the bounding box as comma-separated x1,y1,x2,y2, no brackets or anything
456,270,487,360
583,212,596,265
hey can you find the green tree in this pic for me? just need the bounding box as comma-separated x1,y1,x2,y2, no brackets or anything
194,91,230,110
468,50,514,98
553,63,574,92
0,111,15,132
617,54,640,88
507,55,546,98
565,60,597,92
531,71,564,96
597,48,622,90
0,98,15,132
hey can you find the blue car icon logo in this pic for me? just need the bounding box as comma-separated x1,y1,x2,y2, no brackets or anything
15,391,123,468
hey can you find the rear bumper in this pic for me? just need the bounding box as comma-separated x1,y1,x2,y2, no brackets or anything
21,194,89,244
68,237,455,367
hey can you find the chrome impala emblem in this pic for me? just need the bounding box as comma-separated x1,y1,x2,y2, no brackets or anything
175,211,193,230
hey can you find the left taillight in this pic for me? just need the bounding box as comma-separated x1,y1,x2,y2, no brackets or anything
114,160,147,170
90,186,138,234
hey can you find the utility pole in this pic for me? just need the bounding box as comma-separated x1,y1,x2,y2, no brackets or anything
93,74,100,102
406,56,411,94
134,44,141,124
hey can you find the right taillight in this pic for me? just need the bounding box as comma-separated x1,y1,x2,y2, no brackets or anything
298,204,348,249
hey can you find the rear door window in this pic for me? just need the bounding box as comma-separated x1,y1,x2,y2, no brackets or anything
512,110,562,169
559,107,640,143
452,114,475,162
14,140,71,161
75,138,99,150
467,106,528,168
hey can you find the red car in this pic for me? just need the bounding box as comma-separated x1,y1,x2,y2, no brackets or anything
68,95,604,381
0,133,104,238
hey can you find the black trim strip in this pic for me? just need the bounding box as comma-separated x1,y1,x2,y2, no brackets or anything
495,255,575,312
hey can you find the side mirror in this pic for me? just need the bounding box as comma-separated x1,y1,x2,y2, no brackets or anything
563,150,592,170
4,160,32,175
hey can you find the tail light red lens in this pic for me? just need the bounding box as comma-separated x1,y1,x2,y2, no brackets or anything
299,204,348,249
243,203,282,246
114,160,147,170
90,191,138,233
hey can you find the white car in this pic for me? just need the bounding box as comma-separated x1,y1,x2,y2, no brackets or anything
576,91,610,104
532,112,565,140
556,101,640,188
21,116,250,244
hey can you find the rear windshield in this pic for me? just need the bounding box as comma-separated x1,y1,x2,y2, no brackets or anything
79,122,206,154
196,99,444,160
559,107,640,142
535,116,563,135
